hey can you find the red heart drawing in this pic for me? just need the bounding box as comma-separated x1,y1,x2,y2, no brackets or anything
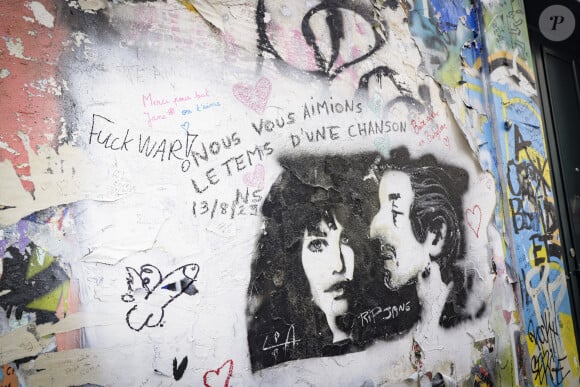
502,310,511,324
203,359,234,387
243,164,265,190
465,204,482,238
232,77,271,114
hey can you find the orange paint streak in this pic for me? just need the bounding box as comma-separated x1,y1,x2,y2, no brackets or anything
0,364,19,386
55,279,81,351
178,0,198,13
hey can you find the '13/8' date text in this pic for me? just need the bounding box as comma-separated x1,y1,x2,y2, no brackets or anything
192,188,263,220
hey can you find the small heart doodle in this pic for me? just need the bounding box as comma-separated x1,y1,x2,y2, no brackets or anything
181,121,190,132
203,359,234,387
243,164,265,190
465,204,482,238
173,356,188,381
232,77,271,114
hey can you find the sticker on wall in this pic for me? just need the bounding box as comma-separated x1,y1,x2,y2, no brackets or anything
539,5,576,42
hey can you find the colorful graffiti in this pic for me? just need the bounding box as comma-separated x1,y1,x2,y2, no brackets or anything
468,4,579,382
0,0,579,385
0,243,70,324
407,0,580,383
0,363,19,387
491,81,577,385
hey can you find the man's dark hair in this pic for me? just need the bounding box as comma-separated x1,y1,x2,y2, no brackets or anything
374,146,476,328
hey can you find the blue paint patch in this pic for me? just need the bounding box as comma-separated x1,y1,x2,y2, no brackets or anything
461,27,577,369
408,9,446,49
0,239,7,258
461,41,481,68
464,6,479,32
430,0,468,32
461,73,485,108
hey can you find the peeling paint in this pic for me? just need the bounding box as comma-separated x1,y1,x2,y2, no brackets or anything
66,0,80,10
0,326,45,365
27,1,55,29
187,0,225,32
3,37,30,60
70,31,91,47
25,77,63,96
77,0,107,13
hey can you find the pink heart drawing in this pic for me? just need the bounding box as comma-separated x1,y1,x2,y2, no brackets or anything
203,359,234,387
465,204,482,238
232,77,271,114
502,310,511,325
243,164,265,190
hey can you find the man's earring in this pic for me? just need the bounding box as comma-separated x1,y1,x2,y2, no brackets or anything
422,262,431,278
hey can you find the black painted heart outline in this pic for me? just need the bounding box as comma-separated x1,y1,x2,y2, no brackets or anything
257,0,386,80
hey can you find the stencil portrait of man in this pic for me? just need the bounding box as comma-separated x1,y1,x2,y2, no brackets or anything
370,147,483,329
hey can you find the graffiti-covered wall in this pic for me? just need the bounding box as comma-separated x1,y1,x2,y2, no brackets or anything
0,0,578,385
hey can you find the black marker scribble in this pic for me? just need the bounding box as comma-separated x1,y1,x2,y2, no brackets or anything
257,0,385,80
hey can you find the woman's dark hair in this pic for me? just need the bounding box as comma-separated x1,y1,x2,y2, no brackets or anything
246,154,379,371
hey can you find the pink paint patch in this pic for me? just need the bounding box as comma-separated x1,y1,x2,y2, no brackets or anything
277,29,316,71
267,27,317,71
502,310,511,324
232,78,271,114
0,0,68,195
222,31,239,57
355,22,367,35
243,164,265,190
334,54,345,67
56,279,81,350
